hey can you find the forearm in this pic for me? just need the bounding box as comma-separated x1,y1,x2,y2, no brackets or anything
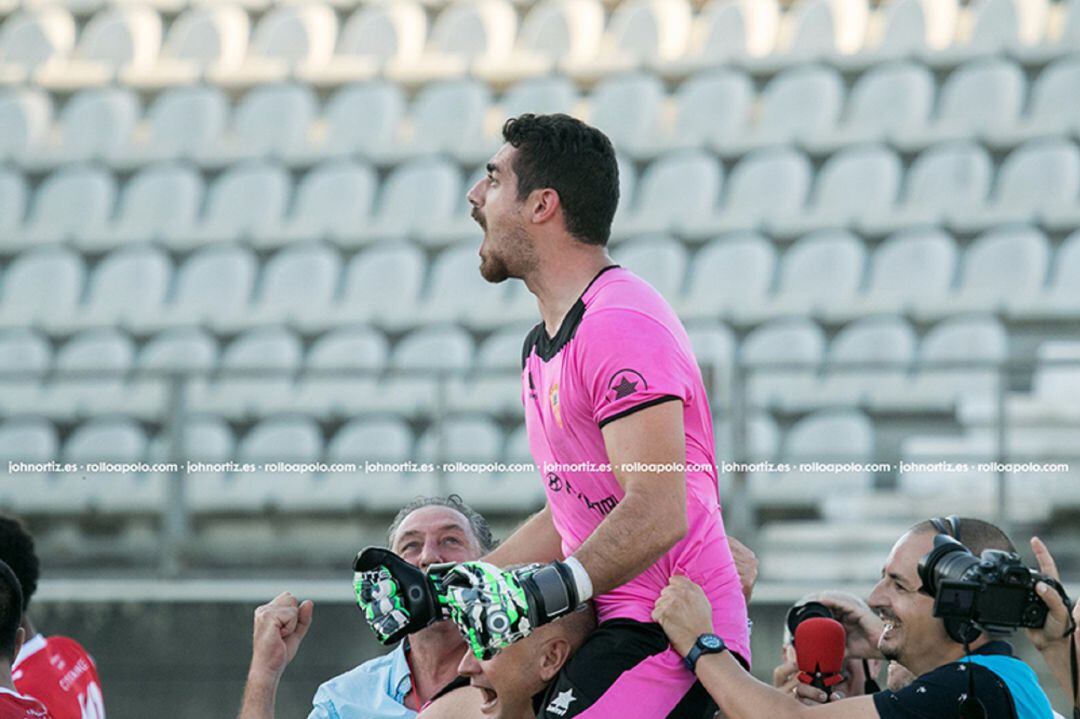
237,668,279,719
573,485,686,596
1040,639,1075,700
482,505,564,566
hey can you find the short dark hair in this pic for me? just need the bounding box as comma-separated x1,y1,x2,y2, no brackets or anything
0,515,38,610
911,517,1017,556
387,495,497,554
0,559,23,661
502,113,620,247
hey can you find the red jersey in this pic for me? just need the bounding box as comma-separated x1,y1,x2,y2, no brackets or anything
12,636,103,719
0,688,52,719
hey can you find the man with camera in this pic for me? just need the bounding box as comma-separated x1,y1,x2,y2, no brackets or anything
653,516,1071,718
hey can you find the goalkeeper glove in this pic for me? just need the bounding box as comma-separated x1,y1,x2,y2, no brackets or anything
352,547,453,644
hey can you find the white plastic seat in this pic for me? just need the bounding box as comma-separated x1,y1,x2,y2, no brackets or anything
416,245,510,326
284,82,405,166
188,327,303,420
0,248,84,328
233,415,325,510
42,329,136,419
915,225,1049,319
346,157,461,245
497,423,546,510
683,147,813,238
895,58,1027,150
501,76,578,118
806,61,934,153
633,69,753,158
156,415,235,513
655,0,780,77
75,163,203,251
832,0,959,69
447,323,532,415
824,228,957,321
991,57,1080,145
613,150,723,238
196,84,318,168
129,328,219,421
381,79,494,164
327,419,428,510
611,237,687,300
55,246,172,333
5,166,116,250
0,7,76,84
474,0,604,86
561,0,693,83
740,0,870,72
61,416,158,512
136,246,256,333
0,415,59,512
209,4,337,87
0,168,26,235
419,417,516,509
740,318,825,408
715,412,780,468
679,233,777,320
876,315,1008,410
377,327,475,419
925,0,1049,66
1008,229,1080,319
1014,0,1080,63
386,0,517,86
735,229,866,323
120,5,249,89
219,244,341,330
771,144,903,238
0,88,52,160
684,320,736,389
716,65,844,155
956,139,1080,231
163,161,291,250
21,88,140,170
34,5,161,91
239,416,323,462
293,327,387,418
587,73,665,158
110,86,228,168
321,245,426,330
861,141,993,236
0,329,50,415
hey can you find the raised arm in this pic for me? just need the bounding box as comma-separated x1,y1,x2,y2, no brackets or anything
482,504,564,567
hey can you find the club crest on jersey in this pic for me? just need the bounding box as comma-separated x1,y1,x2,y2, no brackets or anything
549,382,563,428
607,369,647,401
547,689,576,716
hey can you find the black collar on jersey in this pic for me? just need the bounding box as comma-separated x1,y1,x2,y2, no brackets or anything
521,265,620,367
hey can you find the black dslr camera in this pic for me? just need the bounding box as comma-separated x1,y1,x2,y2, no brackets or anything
917,534,1065,641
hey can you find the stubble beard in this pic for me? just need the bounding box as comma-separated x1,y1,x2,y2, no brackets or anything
479,222,535,284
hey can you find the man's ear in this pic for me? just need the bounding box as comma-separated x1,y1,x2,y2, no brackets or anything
13,626,24,659
537,636,572,683
529,188,560,225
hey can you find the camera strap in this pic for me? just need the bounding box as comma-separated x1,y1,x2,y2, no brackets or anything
1070,637,1077,719
958,640,987,719
862,659,881,695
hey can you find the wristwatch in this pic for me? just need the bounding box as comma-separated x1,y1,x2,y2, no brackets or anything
683,633,727,672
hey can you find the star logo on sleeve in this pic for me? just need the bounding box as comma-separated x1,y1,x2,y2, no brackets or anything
607,369,648,401
547,689,577,716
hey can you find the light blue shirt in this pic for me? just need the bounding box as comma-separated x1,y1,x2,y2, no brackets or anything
308,643,416,719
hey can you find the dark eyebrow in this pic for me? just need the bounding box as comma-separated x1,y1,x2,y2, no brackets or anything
486,162,499,175
888,572,910,588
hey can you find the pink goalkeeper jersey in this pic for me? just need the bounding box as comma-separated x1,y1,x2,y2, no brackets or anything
521,265,751,663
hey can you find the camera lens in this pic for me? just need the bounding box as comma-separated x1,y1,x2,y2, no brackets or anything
917,535,982,596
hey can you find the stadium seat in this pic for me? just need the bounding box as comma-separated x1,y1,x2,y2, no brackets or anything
612,236,688,300
41,329,136,420
894,58,1026,150
1008,228,1080,319
4,165,116,251
561,0,693,83
875,315,1008,411
0,7,76,85
954,139,1080,231
806,61,934,153
121,5,249,89
344,157,462,245
0,329,50,415
741,0,869,72
447,323,532,415
282,82,405,166
632,69,753,158
499,423,547,510
684,320,736,390
654,0,780,77
208,4,337,87
925,0,1049,66
678,233,777,320
831,0,959,69
474,0,603,86
915,225,1049,319
682,147,813,239
379,326,475,419
990,57,1080,145
59,416,159,513
236,415,325,509
132,328,220,421
0,167,26,235
163,160,291,250
327,418,430,510
52,245,172,333
20,88,139,170
0,88,51,161
715,65,843,155
377,78,494,165
734,229,866,324
419,416,525,511
1014,0,1080,63
861,141,992,236
217,244,341,331
194,84,319,168
824,227,957,321
293,326,387,418
75,163,203,251
296,2,425,87
0,248,85,328
386,0,517,86
157,415,236,513
110,85,229,168
501,76,579,119
586,73,665,158
612,149,723,238
135,245,256,333
770,144,903,238
740,318,825,408
416,162,483,247
0,417,58,509
187,326,303,420
319,245,425,330
34,5,161,91
416,245,510,326
716,411,781,471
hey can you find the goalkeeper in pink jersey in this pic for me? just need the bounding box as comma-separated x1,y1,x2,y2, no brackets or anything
357,114,749,718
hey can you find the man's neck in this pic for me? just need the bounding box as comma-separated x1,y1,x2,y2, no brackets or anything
525,247,613,337
406,622,467,708
908,637,994,677
0,661,14,693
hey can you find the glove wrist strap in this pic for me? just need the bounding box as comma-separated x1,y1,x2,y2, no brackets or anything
527,562,581,623
563,556,594,602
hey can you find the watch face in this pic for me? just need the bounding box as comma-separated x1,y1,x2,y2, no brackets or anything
701,635,722,650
